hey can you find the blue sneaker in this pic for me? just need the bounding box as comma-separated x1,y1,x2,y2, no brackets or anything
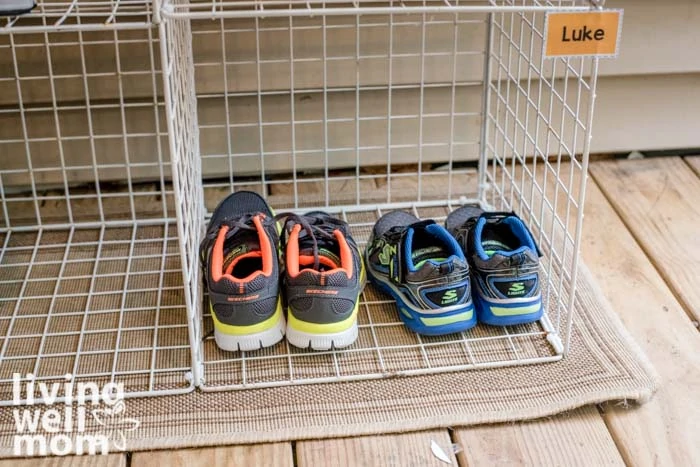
365,211,476,336
446,207,543,326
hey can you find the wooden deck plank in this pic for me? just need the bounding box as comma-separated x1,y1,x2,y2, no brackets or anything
578,162,700,466
296,430,457,467
0,454,125,467
455,406,624,467
131,444,293,467
589,157,700,322
685,156,700,177
497,160,698,465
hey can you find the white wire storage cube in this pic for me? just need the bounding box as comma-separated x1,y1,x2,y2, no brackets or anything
1,0,602,402
0,1,199,404
159,0,600,391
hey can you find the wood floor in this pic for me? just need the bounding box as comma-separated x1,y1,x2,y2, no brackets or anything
4,156,698,467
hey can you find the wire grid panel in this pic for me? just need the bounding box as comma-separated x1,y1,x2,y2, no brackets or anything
158,5,205,386
201,203,563,391
482,8,597,353
192,5,494,210
0,2,196,403
184,1,594,211
166,1,592,18
0,223,193,405
0,13,170,228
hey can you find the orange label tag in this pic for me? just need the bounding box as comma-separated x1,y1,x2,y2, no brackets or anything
544,10,622,58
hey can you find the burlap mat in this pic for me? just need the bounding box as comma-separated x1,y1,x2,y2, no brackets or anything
0,262,658,455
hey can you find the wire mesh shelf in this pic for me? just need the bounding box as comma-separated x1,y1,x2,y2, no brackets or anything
0,221,193,406
201,200,565,391
0,0,199,403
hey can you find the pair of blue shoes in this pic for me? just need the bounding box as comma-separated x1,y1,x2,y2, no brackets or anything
365,206,543,336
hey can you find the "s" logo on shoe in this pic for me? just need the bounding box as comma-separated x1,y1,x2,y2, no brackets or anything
440,289,458,305
507,282,526,296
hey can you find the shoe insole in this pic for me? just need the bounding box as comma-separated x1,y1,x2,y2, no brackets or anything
410,228,451,268
481,240,514,257
231,256,263,278
411,246,449,268
481,223,521,256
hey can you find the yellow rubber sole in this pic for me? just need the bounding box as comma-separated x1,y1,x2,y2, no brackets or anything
210,297,283,336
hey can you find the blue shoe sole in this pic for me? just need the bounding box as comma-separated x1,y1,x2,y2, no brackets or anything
473,292,543,326
366,265,477,336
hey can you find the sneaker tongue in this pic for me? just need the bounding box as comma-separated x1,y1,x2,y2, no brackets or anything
296,226,338,256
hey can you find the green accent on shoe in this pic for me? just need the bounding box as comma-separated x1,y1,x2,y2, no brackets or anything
413,257,448,269
490,303,541,316
507,282,526,296
419,310,473,326
378,243,396,266
211,298,283,335
440,289,458,305
399,307,413,320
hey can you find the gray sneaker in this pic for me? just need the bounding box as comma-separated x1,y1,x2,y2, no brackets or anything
199,191,285,352
279,212,365,350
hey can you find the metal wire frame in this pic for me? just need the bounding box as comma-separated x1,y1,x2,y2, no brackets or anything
481,8,597,354
157,2,205,388
0,1,156,33
0,22,169,228
162,0,595,20
192,8,487,209
174,1,598,390
0,1,200,403
0,0,601,398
